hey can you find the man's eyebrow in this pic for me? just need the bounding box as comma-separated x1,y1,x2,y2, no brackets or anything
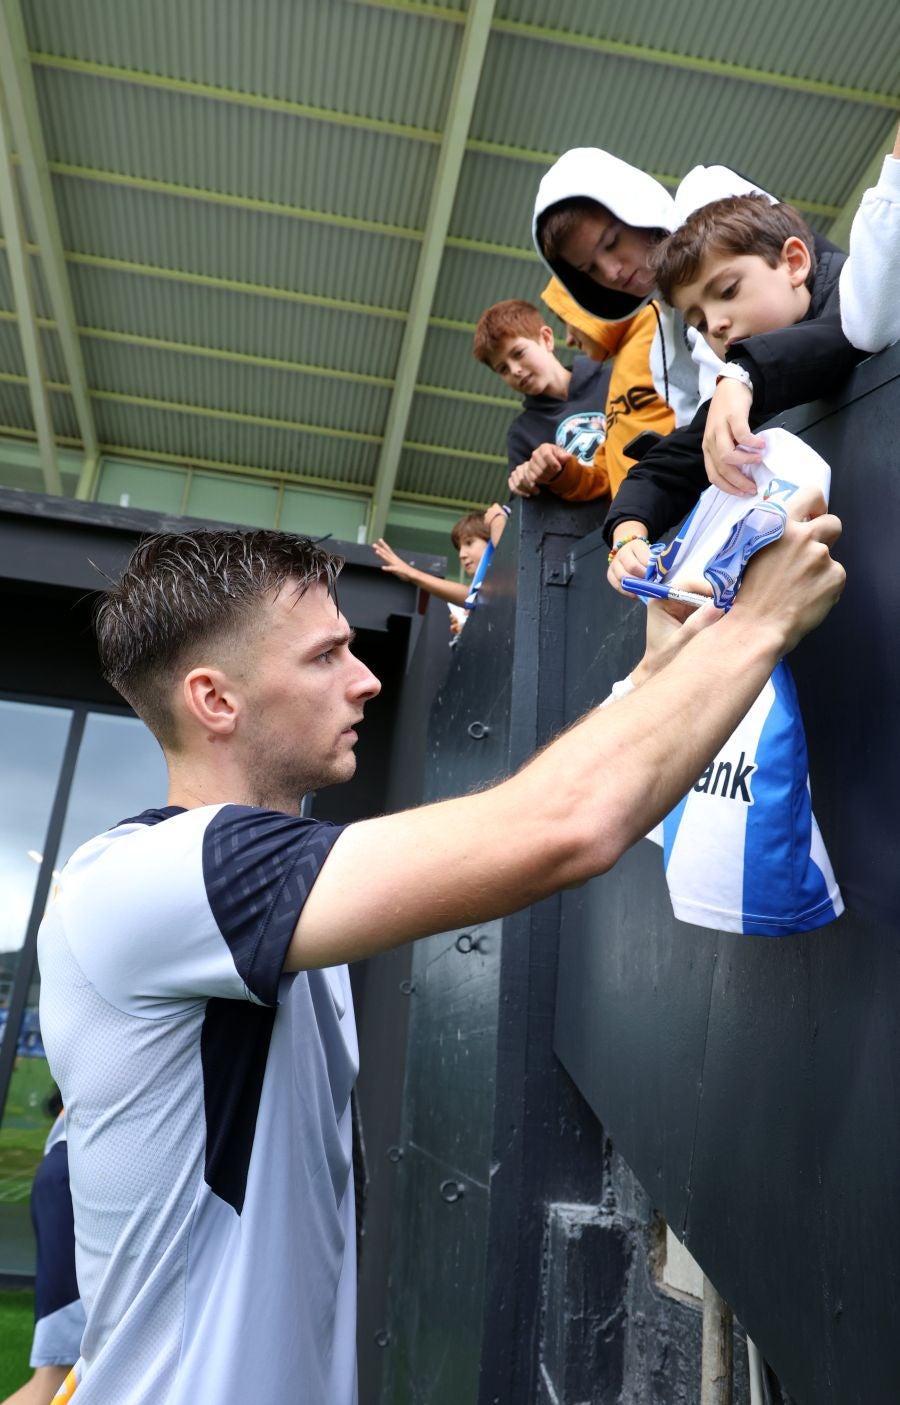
307,626,356,652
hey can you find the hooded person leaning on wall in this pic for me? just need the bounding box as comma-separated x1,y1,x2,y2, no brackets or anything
531,151,776,507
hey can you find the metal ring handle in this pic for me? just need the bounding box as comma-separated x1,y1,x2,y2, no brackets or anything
467,721,490,740
439,1179,465,1203
455,933,475,954
387,1145,404,1163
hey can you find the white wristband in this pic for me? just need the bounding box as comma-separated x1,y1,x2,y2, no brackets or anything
716,364,753,396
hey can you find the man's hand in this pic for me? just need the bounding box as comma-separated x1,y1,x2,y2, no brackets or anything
373,538,416,583
607,520,651,593
734,486,844,653
508,443,569,498
631,592,721,687
703,379,765,495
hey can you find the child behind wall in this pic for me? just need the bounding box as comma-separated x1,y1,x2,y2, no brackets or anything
604,194,878,590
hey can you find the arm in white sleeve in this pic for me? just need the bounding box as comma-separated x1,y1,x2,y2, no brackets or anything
840,154,900,353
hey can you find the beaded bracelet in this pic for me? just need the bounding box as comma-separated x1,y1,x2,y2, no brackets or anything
607,534,650,565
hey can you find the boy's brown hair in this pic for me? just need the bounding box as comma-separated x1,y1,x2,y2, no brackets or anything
653,194,817,304
450,511,490,551
472,299,547,365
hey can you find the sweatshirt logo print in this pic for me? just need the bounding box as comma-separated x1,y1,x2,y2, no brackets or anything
556,411,607,467
693,750,758,803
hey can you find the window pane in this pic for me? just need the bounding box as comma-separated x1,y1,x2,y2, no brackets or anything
0,711,168,1276
55,713,168,867
0,700,72,1276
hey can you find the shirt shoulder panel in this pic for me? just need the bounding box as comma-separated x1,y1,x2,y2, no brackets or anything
202,806,346,1006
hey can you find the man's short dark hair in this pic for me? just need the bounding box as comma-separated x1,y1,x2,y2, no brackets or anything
652,194,817,304
95,529,342,747
450,512,490,552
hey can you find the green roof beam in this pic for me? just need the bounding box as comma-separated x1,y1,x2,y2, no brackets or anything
367,0,498,542
0,0,97,462
0,88,61,492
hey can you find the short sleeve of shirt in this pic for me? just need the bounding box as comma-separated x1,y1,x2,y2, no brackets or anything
60,805,346,1015
201,805,346,1005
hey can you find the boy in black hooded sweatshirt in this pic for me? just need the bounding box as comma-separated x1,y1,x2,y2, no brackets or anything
605,194,871,592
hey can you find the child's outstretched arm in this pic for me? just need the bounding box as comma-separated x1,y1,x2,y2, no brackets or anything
373,539,470,606
839,121,900,354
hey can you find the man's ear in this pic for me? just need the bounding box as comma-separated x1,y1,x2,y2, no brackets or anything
782,235,812,288
182,667,240,739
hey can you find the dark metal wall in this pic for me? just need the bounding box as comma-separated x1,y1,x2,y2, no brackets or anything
378,499,742,1405
552,342,900,1405
378,343,900,1405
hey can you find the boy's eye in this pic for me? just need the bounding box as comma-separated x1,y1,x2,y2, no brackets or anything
720,283,737,300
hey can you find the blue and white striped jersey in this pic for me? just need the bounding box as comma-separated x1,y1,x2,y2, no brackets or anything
646,430,844,936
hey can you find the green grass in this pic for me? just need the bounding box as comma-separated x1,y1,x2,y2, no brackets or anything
0,1289,35,1396
0,1060,55,1203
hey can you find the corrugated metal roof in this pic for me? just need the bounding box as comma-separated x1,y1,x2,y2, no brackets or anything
496,0,897,96
67,265,408,378
1,0,897,522
34,65,441,230
23,0,462,131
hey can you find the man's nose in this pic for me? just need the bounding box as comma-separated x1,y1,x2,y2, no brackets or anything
352,660,381,703
564,329,578,348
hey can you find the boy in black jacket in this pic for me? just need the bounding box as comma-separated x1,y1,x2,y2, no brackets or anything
472,299,611,499
605,195,867,591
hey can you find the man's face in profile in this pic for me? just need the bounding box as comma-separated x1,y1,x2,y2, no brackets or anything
232,581,382,806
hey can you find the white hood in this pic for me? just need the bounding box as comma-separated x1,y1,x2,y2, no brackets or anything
532,147,677,323
675,165,777,222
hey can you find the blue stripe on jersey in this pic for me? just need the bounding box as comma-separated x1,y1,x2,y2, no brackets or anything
202,806,346,1005
663,791,690,868
741,663,833,936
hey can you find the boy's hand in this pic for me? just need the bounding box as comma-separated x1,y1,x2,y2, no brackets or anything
703,379,765,496
607,522,651,593
373,538,415,583
483,502,508,546
508,443,569,497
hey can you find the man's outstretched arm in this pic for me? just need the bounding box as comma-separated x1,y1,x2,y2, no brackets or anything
291,496,844,970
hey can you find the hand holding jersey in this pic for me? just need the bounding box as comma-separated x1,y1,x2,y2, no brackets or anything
631,431,844,935
292,467,843,969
